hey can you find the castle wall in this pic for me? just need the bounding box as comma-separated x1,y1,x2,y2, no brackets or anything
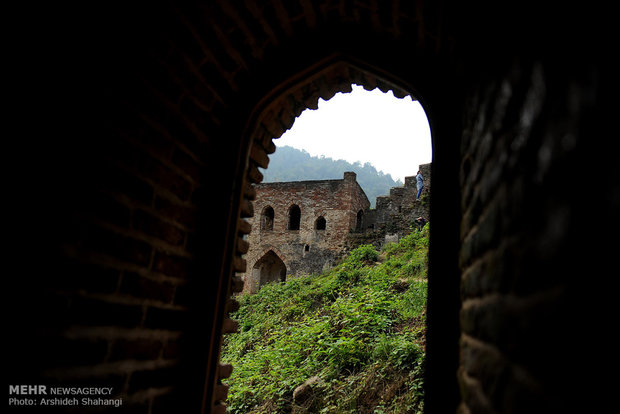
243,166,432,292
241,172,369,293
360,163,432,248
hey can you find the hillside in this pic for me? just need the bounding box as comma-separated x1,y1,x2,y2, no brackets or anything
260,146,403,208
221,225,429,413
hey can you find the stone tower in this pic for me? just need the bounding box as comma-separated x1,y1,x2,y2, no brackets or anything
241,172,369,293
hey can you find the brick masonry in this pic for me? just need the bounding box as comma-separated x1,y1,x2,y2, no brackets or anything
242,172,369,292
241,167,430,293
366,163,431,236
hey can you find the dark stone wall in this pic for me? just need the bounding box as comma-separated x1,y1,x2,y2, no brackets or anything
457,56,614,413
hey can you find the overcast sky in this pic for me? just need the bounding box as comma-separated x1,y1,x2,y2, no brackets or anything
274,84,432,183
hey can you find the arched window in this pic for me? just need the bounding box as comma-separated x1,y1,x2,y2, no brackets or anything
253,250,286,288
355,210,364,232
315,216,326,230
287,205,301,230
261,206,274,231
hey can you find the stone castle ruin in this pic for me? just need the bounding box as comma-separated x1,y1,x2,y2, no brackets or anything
241,164,430,293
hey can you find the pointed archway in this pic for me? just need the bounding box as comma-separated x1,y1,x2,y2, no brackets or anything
252,250,287,289
223,55,462,413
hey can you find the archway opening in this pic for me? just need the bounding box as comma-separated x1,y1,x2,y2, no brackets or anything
221,69,436,413
355,209,364,232
315,216,326,230
261,206,274,231
253,250,287,288
272,84,432,193
287,204,301,230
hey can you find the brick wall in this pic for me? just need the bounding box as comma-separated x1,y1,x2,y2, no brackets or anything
241,172,369,292
242,165,431,292
456,56,611,414
369,163,431,234
9,2,247,412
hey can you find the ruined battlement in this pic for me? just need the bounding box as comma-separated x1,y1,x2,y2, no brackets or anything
241,172,370,293
241,165,430,293
363,163,431,235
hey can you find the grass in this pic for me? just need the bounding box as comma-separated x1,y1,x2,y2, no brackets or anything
221,224,429,413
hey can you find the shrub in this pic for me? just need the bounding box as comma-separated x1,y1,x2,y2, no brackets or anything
345,244,379,267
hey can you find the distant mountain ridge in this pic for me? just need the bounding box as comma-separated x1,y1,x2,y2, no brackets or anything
260,146,402,208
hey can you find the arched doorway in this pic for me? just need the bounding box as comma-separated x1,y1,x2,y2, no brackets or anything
252,250,286,289
220,57,462,413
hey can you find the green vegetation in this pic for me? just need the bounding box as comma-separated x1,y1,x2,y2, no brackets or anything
260,146,403,208
221,225,429,413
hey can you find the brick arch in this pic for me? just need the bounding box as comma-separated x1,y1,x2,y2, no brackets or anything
195,9,462,408
231,57,435,292
254,246,287,267
245,56,426,158
355,209,364,232
251,249,287,289
286,203,302,230
243,247,288,294
315,215,327,230
224,53,462,413
14,2,607,414
259,205,274,231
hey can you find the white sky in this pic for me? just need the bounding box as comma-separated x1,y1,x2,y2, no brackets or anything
274,84,432,183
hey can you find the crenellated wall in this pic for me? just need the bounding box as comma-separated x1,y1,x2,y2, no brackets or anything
366,163,431,235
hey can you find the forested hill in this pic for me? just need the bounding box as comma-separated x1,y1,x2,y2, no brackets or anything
260,146,402,207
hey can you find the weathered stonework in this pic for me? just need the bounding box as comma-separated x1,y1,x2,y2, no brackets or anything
364,163,431,235
241,172,369,293
242,165,431,292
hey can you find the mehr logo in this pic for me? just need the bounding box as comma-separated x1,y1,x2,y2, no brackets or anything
9,385,47,395
9,385,123,408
